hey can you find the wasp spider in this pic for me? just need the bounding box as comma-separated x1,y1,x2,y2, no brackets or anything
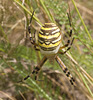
23,11,75,85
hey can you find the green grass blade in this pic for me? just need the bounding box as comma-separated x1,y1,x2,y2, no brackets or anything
39,0,55,23
77,68,93,97
0,25,9,43
71,0,93,43
14,0,42,26
16,69,53,100
65,53,93,97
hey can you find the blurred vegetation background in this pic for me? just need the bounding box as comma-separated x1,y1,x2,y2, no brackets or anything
0,0,93,100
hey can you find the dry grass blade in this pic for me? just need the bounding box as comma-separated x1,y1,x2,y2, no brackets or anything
0,91,16,100
75,1,93,16
7,17,25,34
64,51,93,97
18,91,26,100
43,71,73,100
65,52,93,82
71,0,93,42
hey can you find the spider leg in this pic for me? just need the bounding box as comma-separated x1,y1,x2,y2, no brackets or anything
59,38,74,54
20,56,47,82
55,56,76,86
28,11,40,51
59,12,74,54
32,56,47,80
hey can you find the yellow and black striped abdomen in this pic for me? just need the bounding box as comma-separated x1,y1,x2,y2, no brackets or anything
38,23,62,55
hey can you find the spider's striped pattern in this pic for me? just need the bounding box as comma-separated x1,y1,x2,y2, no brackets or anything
38,23,62,55
22,11,75,85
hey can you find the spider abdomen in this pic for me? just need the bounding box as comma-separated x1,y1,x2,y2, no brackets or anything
38,23,62,56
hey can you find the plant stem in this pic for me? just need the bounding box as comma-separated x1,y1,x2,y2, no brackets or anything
71,0,93,43
0,25,9,43
39,0,55,23
14,0,42,26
